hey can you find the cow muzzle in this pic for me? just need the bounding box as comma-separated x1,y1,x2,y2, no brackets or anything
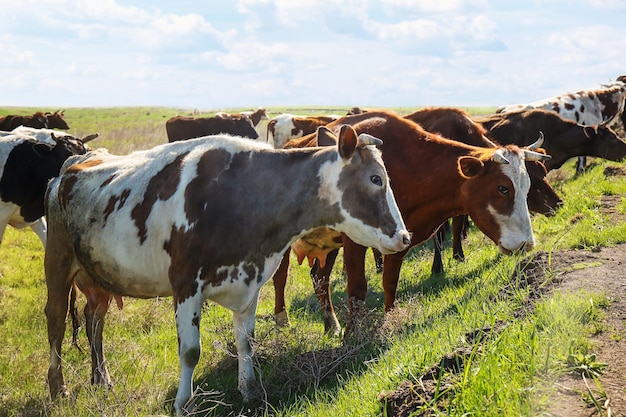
498,239,534,255
380,229,412,254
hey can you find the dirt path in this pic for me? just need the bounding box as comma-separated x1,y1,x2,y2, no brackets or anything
380,166,626,417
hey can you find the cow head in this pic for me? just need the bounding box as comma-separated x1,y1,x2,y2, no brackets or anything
579,124,626,163
458,138,550,254
316,125,410,255
45,110,70,130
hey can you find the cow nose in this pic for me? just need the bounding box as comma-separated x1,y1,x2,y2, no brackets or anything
401,230,412,247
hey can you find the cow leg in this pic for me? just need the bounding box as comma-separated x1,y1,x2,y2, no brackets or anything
452,215,468,262
311,249,341,336
342,238,369,318
576,156,586,175
371,248,384,273
431,221,448,275
382,252,406,311
82,285,113,387
272,249,291,328
29,217,47,248
44,243,75,399
233,293,260,402
173,293,205,413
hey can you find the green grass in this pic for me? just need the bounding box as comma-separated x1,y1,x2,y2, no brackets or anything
0,106,621,416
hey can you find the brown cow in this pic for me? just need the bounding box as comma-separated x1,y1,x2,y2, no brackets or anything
274,110,550,335
45,110,70,130
497,78,626,173
165,115,259,142
475,109,626,171
0,110,70,131
404,107,562,274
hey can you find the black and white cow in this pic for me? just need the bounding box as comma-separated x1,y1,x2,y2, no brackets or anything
0,128,93,247
44,125,410,414
497,78,626,172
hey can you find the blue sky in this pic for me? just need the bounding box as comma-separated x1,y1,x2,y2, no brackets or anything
1,0,624,110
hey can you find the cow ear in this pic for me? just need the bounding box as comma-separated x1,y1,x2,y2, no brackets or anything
458,156,484,178
316,126,337,147
338,125,358,159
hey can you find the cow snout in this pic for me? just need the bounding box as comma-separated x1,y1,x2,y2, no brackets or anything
498,239,534,255
383,229,411,254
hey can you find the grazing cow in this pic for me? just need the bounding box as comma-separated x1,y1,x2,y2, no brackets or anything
44,127,410,414
0,129,93,248
165,115,259,142
274,110,550,335
267,113,338,148
497,78,626,172
404,107,562,274
475,109,626,171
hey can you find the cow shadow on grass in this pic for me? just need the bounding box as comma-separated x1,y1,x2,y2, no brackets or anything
162,243,510,415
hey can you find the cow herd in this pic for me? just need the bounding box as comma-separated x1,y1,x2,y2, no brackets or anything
1,75,626,414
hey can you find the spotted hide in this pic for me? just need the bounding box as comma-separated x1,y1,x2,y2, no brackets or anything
0,128,92,247
44,127,410,414
497,78,626,172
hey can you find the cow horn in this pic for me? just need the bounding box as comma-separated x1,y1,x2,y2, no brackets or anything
357,133,383,147
524,150,552,162
492,149,510,164
81,133,99,143
528,131,544,150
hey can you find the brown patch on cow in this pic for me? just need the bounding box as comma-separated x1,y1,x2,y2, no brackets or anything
551,102,561,113
564,103,575,110
598,90,622,121
131,153,187,244
99,175,115,188
65,159,104,173
102,189,131,224
59,175,79,209
579,103,585,113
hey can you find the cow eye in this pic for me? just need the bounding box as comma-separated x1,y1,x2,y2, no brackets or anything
498,185,509,196
371,174,383,186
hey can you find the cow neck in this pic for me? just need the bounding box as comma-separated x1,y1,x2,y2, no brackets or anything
382,137,477,245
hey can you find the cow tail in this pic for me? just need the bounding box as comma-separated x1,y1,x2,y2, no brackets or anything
69,283,83,352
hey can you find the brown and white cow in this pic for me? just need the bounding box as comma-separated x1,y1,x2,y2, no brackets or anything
267,113,339,148
497,78,626,172
274,110,550,335
475,109,626,171
44,127,410,414
165,114,259,142
404,107,562,274
216,107,268,127
215,108,269,140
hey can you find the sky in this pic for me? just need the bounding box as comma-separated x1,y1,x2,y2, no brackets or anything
1,0,625,110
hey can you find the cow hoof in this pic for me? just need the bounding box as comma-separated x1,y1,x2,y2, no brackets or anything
239,379,262,403
274,310,291,328
323,315,342,337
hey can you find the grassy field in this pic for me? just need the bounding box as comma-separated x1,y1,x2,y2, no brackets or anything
0,106,624,416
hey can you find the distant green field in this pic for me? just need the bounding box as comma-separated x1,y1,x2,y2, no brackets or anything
0,106,621,416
